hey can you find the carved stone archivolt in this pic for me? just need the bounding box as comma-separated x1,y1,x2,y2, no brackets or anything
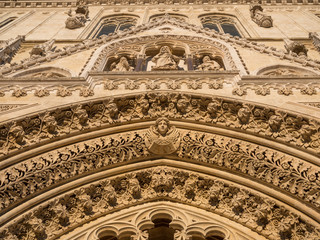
0,166,319,240
0,92,319,160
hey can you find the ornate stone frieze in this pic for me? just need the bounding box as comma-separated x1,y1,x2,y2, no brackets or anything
0,104,26,113
0,36,24,65
0,92,319,160
1,122,320,217
0,166,319,240
250,5,273,28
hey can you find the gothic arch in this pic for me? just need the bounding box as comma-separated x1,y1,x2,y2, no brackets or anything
0,91,320,239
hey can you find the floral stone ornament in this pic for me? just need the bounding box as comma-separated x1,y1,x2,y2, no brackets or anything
145,117,180,155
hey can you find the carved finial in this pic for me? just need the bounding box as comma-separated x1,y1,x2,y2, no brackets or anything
145,117,180,155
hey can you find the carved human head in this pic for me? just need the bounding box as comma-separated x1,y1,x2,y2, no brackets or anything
160,46,171,53
120,57,127,62
155,117,170,136
203,56,211,62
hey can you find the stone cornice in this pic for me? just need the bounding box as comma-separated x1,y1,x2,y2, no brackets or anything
1,0,320,8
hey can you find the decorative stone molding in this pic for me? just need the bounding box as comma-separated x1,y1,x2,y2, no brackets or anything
0,36,24,65
0,92,319,159
284,38,308,57
2,128,320,216
0,166,319,240
250,5,273,28
1,0,319,7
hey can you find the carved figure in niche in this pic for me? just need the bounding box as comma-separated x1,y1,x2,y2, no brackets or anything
197,56,222,71
110,57,134,72
250,5,273,28
65,0,89,29
151,46,180,71
145,117,180,155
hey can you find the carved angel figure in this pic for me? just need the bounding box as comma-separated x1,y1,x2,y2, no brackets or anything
151,46,180,71
197,56,222,71
110,57,133,72
145,117,180,155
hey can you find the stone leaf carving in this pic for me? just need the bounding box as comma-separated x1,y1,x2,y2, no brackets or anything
250,5,273,28
145,117,180,154
0,92,319,160
1,166,319,240
1,129,320,216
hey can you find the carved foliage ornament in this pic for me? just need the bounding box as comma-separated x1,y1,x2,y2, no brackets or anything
0,166,319,240
0,93,319,159
1,128,320,217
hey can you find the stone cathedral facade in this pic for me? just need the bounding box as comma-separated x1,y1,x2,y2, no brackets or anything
1,0,320,239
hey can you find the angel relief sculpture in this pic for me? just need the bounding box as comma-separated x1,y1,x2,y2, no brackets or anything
151,46,180,71
196,55,223,71
110,57,134,72
145,117,180,155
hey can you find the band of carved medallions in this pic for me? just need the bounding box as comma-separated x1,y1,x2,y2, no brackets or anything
0,166,319,240
0,92,319,160
1,129,320,216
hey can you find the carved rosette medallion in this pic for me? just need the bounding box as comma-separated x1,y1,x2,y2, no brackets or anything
145,117,180,154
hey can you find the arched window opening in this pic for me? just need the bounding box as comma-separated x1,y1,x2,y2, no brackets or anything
0,17,17,29
149,13,188,22
200,15,242,37
93,16,138,38
149,215,175,240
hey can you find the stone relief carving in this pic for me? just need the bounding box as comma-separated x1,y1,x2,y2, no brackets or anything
29,39,55,57
196,55,223,71
151,46,180,71
0,36,24,65
65,0,89,29
284,38,308,57
250,5,273,28
110,56,134,72
0,92,319,159
145,117,180,154
1,166,319,240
